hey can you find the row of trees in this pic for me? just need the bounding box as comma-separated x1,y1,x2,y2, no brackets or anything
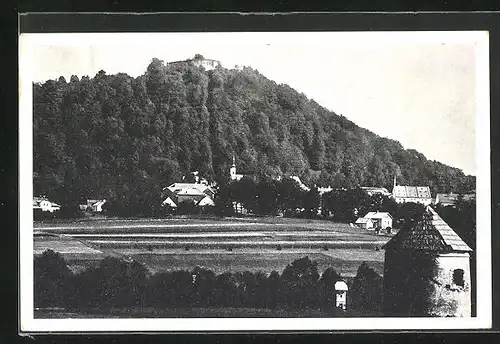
35,250,383,316
35,175,476,243
217,177,444,229
33,56,475,213
215,177,321,217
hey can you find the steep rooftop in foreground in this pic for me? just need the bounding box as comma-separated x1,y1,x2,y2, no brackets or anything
383,206,472,253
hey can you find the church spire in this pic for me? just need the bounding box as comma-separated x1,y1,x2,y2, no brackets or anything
230,154,237,180
393,174,397,189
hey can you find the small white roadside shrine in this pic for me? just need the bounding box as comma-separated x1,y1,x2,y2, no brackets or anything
334,280,349,310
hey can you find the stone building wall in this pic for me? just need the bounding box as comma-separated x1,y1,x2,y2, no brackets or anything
192,59,220,71
427,252,471,317
167,58,220,71
383,249,438,316
383,249,472,317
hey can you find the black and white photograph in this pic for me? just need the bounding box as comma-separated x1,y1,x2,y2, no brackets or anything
19,29,491,332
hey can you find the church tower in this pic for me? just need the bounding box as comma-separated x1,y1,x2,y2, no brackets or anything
230,155,237,180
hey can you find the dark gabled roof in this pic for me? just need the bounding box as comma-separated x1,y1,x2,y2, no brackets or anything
364,211,393,220
383,206,472,253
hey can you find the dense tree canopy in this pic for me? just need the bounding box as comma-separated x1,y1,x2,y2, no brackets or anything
35,252,357,316
33,56,475,210
350,262,384,312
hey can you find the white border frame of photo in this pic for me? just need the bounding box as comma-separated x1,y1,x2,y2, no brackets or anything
19,30,492,332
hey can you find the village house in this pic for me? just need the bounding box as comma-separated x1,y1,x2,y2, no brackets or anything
317,186,334,195
161,183,216,208
290,175,310,191
33,196,61,212
161,196,177,208
363,211,393,230
232,201,250,215
79,199,107,212
361,186,391,197
391,177,433,205
434,192,476,207
382,206,472,317
355,217,374,230
288,176,334,196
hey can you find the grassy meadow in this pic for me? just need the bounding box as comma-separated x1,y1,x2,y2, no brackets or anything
33,216,389,277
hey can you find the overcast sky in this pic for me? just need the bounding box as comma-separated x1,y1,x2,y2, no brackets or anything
21,32,488,176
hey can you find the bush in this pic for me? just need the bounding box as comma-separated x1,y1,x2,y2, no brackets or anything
191,266,216,307
239,271,268,308
76,257,149,309
177,201,199,215
213,272,244,307
350,262,383,312
34,252,359,315
57,203,84,219
33,209,57,221
34,250,74,308
318,267,342,313
265,271,281,309
396,202,426,229
280,256,320,309
199,205,216,215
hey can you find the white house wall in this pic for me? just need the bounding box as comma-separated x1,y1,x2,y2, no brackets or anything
428,252,472,317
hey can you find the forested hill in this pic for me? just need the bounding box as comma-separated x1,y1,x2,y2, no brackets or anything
33,55,475,205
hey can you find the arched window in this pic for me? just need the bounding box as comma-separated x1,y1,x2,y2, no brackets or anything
453,269,465,287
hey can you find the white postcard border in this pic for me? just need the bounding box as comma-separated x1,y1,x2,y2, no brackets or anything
19,30,492,332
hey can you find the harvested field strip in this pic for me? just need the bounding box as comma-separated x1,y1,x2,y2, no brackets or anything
34,226,365,236
33,239,103,255
65,231,371,238
35,223,286,231
86,239,386,249
33,248,103,255
273,232,340,236
64,233,371,240
117,247,384,255
64,232,269,238
72,235,377,243
114,247,382,255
